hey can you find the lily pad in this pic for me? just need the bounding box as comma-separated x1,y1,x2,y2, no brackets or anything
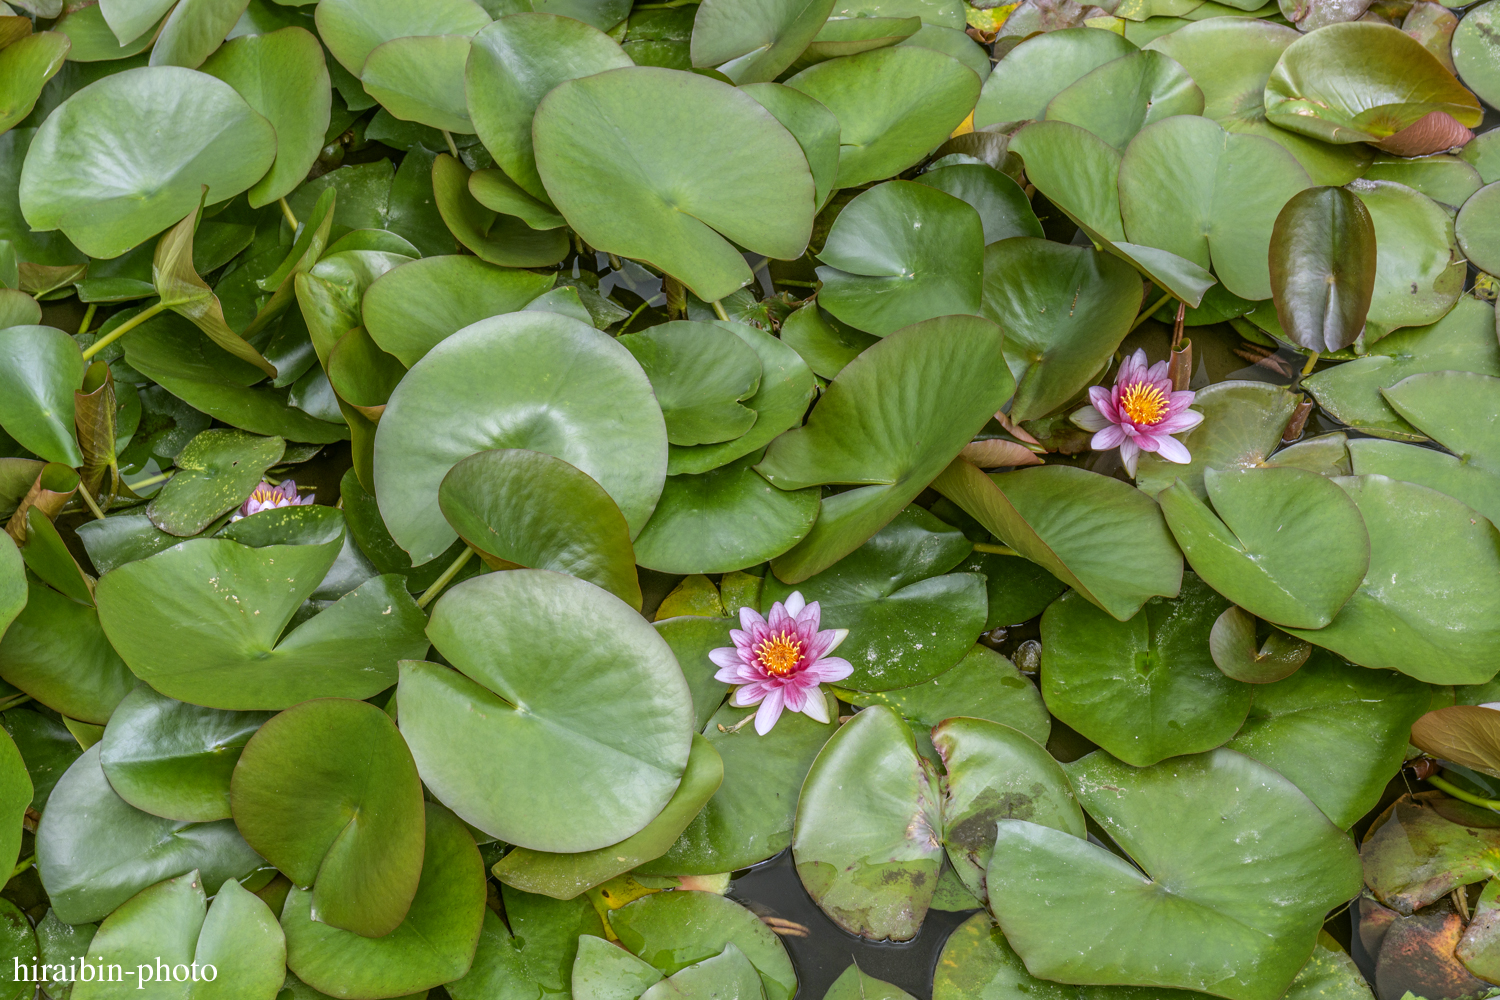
932,460,1182,621
1457,180,1500,277
835,644,1050,747
1041,576,1249,767
777,303,878,380
438,449,642,608
1349,178,1465,338
373,310,667,564
1136,380,1301,497
633,450,820,576
534,66,814,302
1226,651,1430,829
0,32,69,134
792,705,943,940
979,238,1140,422
1269,185,1378,354
757,315,1014,582
914,163,1043,245
1362,793,1500,914
362,34,473,134
1365,153,1481,208
1282,475,1500,684
72,874,284,1000
762,506,986,692
1264,22,1481,147
641,943,764,999
313,0,490,78
18,66,276,259
431,154,569,268
1208,605,1312,684
35,745,263,925
453,899,604,1000
739,81,842,212
1159,467,1369,629
785,45,981,189
0,325,83,467
824,965,915,1000
0,572,135,724
0,727,28,880
987,748,1363,1000
399,569,694,852
282,803,485,1000
972,28,1136,128
689,0,836,83
816,180,984,337
619,322,762,446
98,684,272,822
95,508,430,709
1045,50,1204,152
145,429,285,537
231,698,425,938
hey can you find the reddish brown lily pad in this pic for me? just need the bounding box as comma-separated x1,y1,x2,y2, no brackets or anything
1373,110,1475,156
1376,904,1494,1000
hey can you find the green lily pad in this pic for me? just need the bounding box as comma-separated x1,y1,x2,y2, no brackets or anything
283,803,485,999
452,898,604,1000
932,460,1182,621
0,535,23,649
1046,50,1204,152
959,549,1069,630
534,66,813,302
1225,651,1430,829
980,238,1140,422
914,163,1043,244
794,15,920,70
988,748,1362,1000
934,717,1085,904
19,509,91,607
608,890,797,1000
465,12,632,204
201,26,330,208
786,45,981,189
33,908,93,1000
313,0,490,77
72,874,283,1000
1350,178,1464,338
1208,605,1312,684
362,34,472,134
1268,185,1378,354
1159,467,1369,630
0,726,28,881
972,27,1136,128
1347,372,1500,525
231,698,424,938
824,965,915,1000
835,644,1050,746
1283,475,1500,684
35,745,263,925
400,569,694,851
635,694,837,876
619,322,762,446
145,430,285,537
95,509,429,709
491,734,722,899
762,505,986,691
1264,21,1481,146
0,572,134,724
1365,153,1481,208
18,66,275,259
633,450,820,575
0,325,82,467
1304,295,1500,440
1457,180,1500,276
467,168,566,231
1040,576,1249,766
651,616,733,731
689,0,836,83
1135,380,1301,497
373,310,667,564
739,81,842,212
431,154,569,267
1119,114,1312,301
816,180,984,336
777,303,878,380
757,315,1014,582
792,705,944,940
642,943,764,999
667,323,817,477
899,23,989,82
0,31,68,133
98,684,271,823
438,448,642,608
1362,793,1500,914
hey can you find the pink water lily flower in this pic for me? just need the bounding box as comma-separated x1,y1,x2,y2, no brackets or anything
710,592,853,735
1074,348,1203,476
233,479,314,520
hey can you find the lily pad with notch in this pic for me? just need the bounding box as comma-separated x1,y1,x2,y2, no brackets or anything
1136,380,1301,497
145,429,285,538
619,321,762,446
0,324,83,468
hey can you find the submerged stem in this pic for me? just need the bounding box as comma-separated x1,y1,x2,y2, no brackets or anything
1128,292,1173,333
77,302,98,336
279,197,299,231
1428,774,1500,813
618,300,650,335
80,301,168,361
973,542,1021,557
416,546,476,610
8,854,34,882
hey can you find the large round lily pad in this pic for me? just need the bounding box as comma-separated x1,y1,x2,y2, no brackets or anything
987,748,1363,1000
18,66,275,259
1136,380,1301,497
1044,49,1204,152
314,0,490,77
533,66,814,302
373,310,667,564
1350,178,1464,338
399,569,694,852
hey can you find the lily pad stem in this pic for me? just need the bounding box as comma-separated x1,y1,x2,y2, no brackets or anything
8,854,33,883
77,302,97,336
1128,291,1173,333
441,130,460,159
1427,774,1500,813
973,542,1021,557
78,487,106,520
1300,351,1319,377
129,469,175,490
618,300,650,335
711,299,731,322
416,546,475,610
278,197,298,231
80,300,168,361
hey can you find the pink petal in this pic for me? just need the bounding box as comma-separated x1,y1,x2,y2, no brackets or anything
1145,361,1170,384
1135,433,1163,454
784,592,806,617
1154,435,1192,464
1157,409,1203,434
709,647,743,669
733,682,770,706
1166,390,1196,413
767,603,791,633
1089,387,1121,424
739,607,765,632
754,688,786,735
1074,405,1111,432
781,683,808,713
803,656,853,684
1120,438,1141,477
1092,425,1126,451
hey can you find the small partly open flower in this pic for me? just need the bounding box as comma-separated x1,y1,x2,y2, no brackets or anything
1073,348,1203,477
709,592,853,735
233,479,314,520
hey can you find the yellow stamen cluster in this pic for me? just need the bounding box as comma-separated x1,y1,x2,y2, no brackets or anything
1121,382,1169,426
756,632,804,677
248,487,281,505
